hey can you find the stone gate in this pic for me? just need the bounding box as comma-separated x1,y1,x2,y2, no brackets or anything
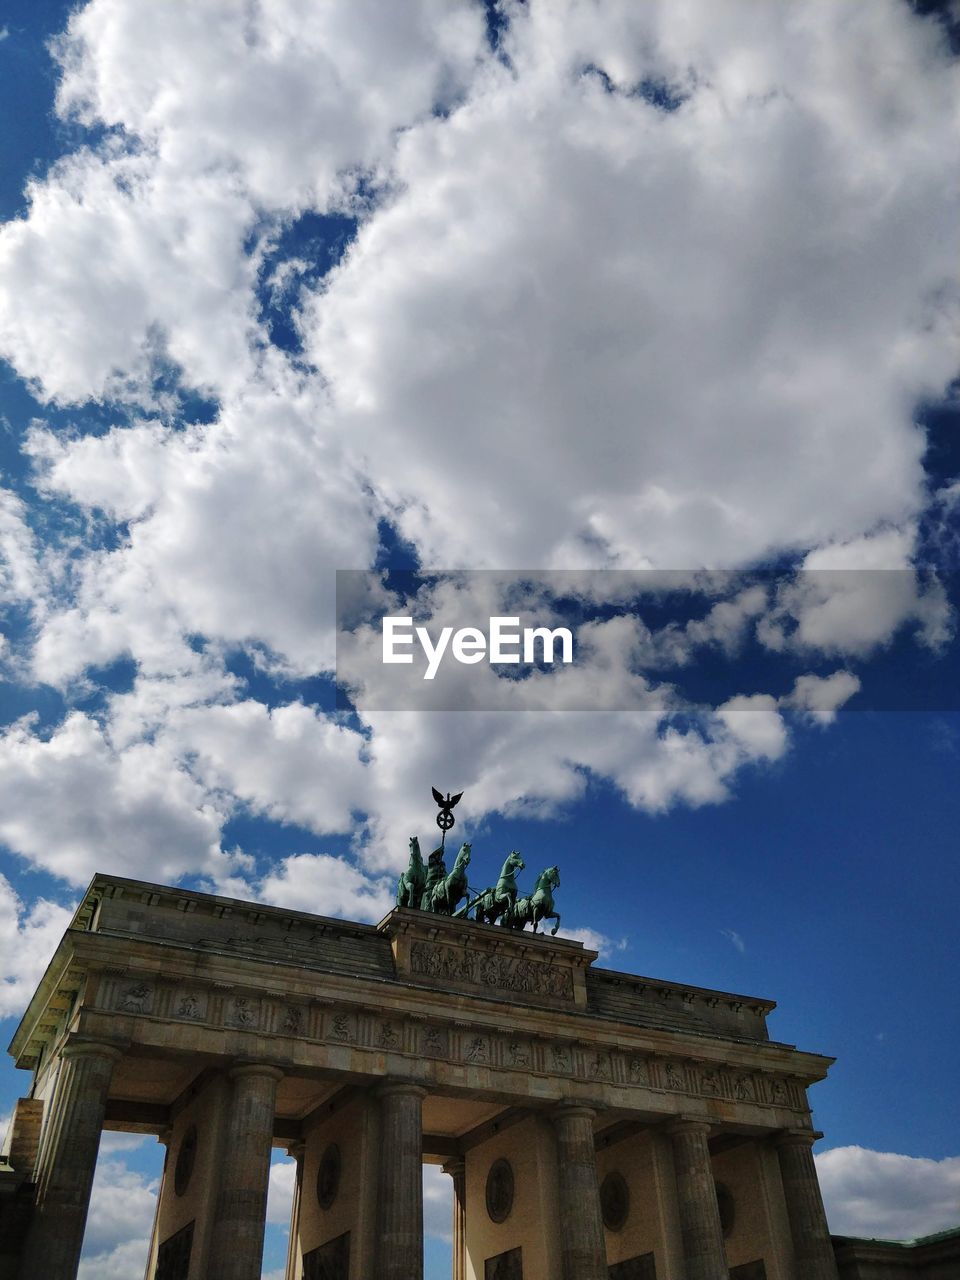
2,873,841,1280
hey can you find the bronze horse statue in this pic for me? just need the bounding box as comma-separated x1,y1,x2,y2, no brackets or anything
469,851,525,925
427,842,472,915
395,836,426,909
503,865,561,935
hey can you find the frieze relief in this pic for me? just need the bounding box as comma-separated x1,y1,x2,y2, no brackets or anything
175,990,206,1021
409,940,574,1000
278,1004,305,1035
98,976,804,1112
115,981,153,1014
420,1025,448,1057
229,995,259,1029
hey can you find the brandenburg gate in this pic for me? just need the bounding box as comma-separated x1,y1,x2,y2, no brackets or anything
2,852,840,1280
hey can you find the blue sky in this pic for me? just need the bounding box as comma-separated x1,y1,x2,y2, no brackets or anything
1,1,959,1275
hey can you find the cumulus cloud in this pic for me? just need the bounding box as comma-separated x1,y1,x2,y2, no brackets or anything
266,1154,296,1227
77,1155,158,1274
0,0,955,892
0,488,41,609
818,1146,960,1240
0,874,74,1017
0,712,227,886
217,852,395,924
307,0,959,571
0,0,485,406
758,530,952,657
783,671,862,725
164,701,367,835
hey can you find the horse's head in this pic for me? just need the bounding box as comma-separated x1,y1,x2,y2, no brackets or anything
456,841,472,867
505,850,525,873
541,865,560,889
408,835,422,862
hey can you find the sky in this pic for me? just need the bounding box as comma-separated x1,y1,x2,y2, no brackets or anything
0,0,958,1276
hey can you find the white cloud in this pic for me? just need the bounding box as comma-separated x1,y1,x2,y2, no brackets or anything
78,1238,152,1280
0,0,485,406
266,1155,296,1227
0,487,41,609
98,1131,151,1155
564,927,630,960
306,0,959,571
0,0,956,893
759,530,952,658
27,389,380,682
54,0,485,214
165,700,367,835
0,712,227,886
818,1146,960,1240
0,874,74,1018
79,1155,158,1263
424,1163,453,1244
218,853,395,925
720,928,746,954
783,671,861,726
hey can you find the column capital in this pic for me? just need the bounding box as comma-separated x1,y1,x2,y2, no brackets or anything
60,1037,125,1063
228,1062,284,1083
374,1080,428,1101
550,1102,598,1123
664,1115,712,1139
773,1127,822,1150
442,1156,466,1177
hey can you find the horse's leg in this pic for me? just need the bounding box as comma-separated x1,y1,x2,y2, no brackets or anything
548,911,560,936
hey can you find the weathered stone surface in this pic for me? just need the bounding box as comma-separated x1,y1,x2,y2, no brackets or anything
375,1083,426,1280
552,1104,608,1280
206,1063,283,1280
775,1131,840,1280
666,1118,730,1280
18,1040,122,1280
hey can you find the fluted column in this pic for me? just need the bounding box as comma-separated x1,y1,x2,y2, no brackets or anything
18,1039,123,1280
775,1130,840,1280
666,1119,729,1280
443,1156,466,1280
208,1063,284,1280
283,1140,305,1280
375,1083,426,1280
551,1104,607,1280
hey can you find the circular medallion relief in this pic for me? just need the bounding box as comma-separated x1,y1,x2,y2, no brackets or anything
715,1180,736,1237
317,1143,341,1210
174,1124,197,1197
600,1170,630,1231
485,1157,515,1223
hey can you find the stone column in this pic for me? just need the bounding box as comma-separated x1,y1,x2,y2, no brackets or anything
775,1130,840,1280
18,1039,123,1280
551,1104,608,1280
666,1118,729,1280
142,1128,170,1280
375,1083,426,1280
207,1063,284,1280
442,1156,466,1280
284,1140,305,1280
